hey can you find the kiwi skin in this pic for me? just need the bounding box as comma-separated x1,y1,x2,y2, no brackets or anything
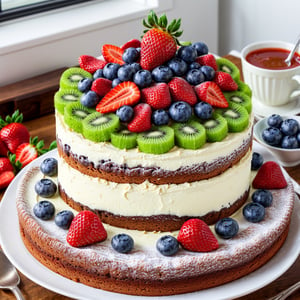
223,91,252,114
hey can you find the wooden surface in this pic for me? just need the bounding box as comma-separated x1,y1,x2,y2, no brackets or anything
0,56,300,299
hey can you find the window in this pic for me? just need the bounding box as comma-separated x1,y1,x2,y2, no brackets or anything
0,0,96,22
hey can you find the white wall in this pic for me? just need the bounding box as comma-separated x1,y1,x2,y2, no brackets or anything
218,0,300,56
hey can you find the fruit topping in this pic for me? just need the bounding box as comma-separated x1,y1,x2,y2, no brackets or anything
116,105,134,122
54,89,82,114
33,200,55,220
91,78,112,97
127,103,152,133
102,44,124,65
80,91,99,108
167,57,188,76
141,83,172,109
79,55,107,74
122,47,140,63
251,189,273,207
60,67,92,90
55,210,74,229
251,152,264,170
35,178,57,198
201,114,228,142
215,217,239,239
151,109,170,126
168,101,192,123
111,233,134,254
192,41,208,56
177,45,197,63
121,38,141,50
168,77,197,105
223,91,252,113
152,65,173,83
213,71,238,91
194,101,213,120
156,235,179,256
195,54,217,71
243,202,265,223
133,69,152,88
216,57,240,82
111,128,137,150
103,63,120,81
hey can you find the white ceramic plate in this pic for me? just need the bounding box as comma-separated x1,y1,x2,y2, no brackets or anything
0,144,299,300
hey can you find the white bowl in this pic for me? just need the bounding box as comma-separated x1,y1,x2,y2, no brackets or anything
253,116,300,167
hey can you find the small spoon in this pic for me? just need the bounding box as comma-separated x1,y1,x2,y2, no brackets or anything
0,250,24,300
285,35,300,67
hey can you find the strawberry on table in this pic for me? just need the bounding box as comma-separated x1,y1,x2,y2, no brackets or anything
102,44,124,65
0,140,8,157
79,55,107,74
141,83,171,109
127,103,152,133
0,157,14,173
0,171,15,190
213,71,238,91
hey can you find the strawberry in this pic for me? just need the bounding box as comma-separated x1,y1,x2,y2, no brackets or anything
96,81,140,113
252,161,288,189
67,211,107,247
121,38,141,50
15,143,38,168
213,71,238,91
127,103,152,133
0,171,15,190
0,140,8,157
91,78,112,97
140,11,182,70
102,44,124,65
0,110,30,153
195,54,217,71
141,83,171,109
78,55,107,74
194,81,228,108
168,77,197,106
177,219,219,252
0,157,14,173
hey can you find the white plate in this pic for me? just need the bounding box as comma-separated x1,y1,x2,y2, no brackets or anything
0,145,300,300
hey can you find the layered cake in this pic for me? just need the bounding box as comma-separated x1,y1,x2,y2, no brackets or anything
16,11,295,296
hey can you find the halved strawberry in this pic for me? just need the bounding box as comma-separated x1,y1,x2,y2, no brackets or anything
121,38,141,50
141,83,171,109
0,157,14,173
127,103,152,133
252,161,287,189
96,81,140,113
0,171,15,190
196,54,217,71
91,78,112,97
168,77,197,106
213,71,238,91
78,55,107,74
67,210,107,247
177,219,219,252
15,143,38,168
102,44,124,65
194,81,228,108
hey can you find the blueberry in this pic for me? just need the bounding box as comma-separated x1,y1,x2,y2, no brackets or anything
281,135,299,149
194,102,213,120
280,119,299,136
297,132,300,144
129,62,141,73
55,210,74,229
156,235,179,256
111,233,134,253
103,63,120,80
133,69,152,88
122,47,140,63
80,91,99,108
188,62,201,70
262,127,282,146
177,46,197,63
34,178,57,198
251,152,264,170
116,105,134,122
185,69,205,85
251,189,273,207
78,78,93,93
215,217,239,239
267,114,283,128
200,65,216,81
192,41,209,56
93,69,104,79
33,200,55,220
169,101,192,123
40,157,58,176
112,78,122,88
117,64,135,82
167,57,188,76
152,65,173,83
243,202,265,223
152,109,170,125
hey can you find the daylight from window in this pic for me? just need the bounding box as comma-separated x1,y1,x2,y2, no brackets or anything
2,0,48,10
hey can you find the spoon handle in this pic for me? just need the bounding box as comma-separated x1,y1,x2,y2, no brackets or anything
285,35,300,65
11,286,25,300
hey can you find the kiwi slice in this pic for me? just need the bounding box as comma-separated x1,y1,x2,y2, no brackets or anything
215,103,249,133
216,58,240,82
54,89,82,114
60,67,92,89
223,91,252,113
236,80,252,97
201,114,228,142
111,127,137,149
137,126,174,154
172,120,206,149
64,102,94,133
82,112,120,142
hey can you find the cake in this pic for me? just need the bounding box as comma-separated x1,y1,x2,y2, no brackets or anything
16,11,295,297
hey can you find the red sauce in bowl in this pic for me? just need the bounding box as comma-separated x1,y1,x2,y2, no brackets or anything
246,47,300,70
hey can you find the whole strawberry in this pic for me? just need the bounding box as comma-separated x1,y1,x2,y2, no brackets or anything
141,83,171,109
140,10,182,70
128,103,152,133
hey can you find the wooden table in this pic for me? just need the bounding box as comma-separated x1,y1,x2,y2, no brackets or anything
1,56,300,300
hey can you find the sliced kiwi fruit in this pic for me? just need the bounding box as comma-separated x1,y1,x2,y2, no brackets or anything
137,126,174,154
236,80,252,97
216,57,240,82
64,102,94,133
60,67,92,89
201,113,228,142
172,120,206,149
54,89,82,114
223,91,252,113
111,127,137,149
82,112,120,142
215,103,249,133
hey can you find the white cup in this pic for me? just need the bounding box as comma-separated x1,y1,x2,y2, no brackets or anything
241,40,300,106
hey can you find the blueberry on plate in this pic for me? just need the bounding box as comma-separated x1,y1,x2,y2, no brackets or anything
116,105,134,122
194,102,213,120
33,200,55,220
267,114,283,128
152,65,173,83
168,101,192,123
111,233,134,254
55,210,74,229
281,135,299,149
152,109,170,126
251,152,264,170
243,202,265,223
156,235,179,256
35,178,57,198
80,91,99,108
133,70,152,88
215,217,239,239
280,118,299,136
251,189,273,207
40,157,58,177
262,127,282,146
